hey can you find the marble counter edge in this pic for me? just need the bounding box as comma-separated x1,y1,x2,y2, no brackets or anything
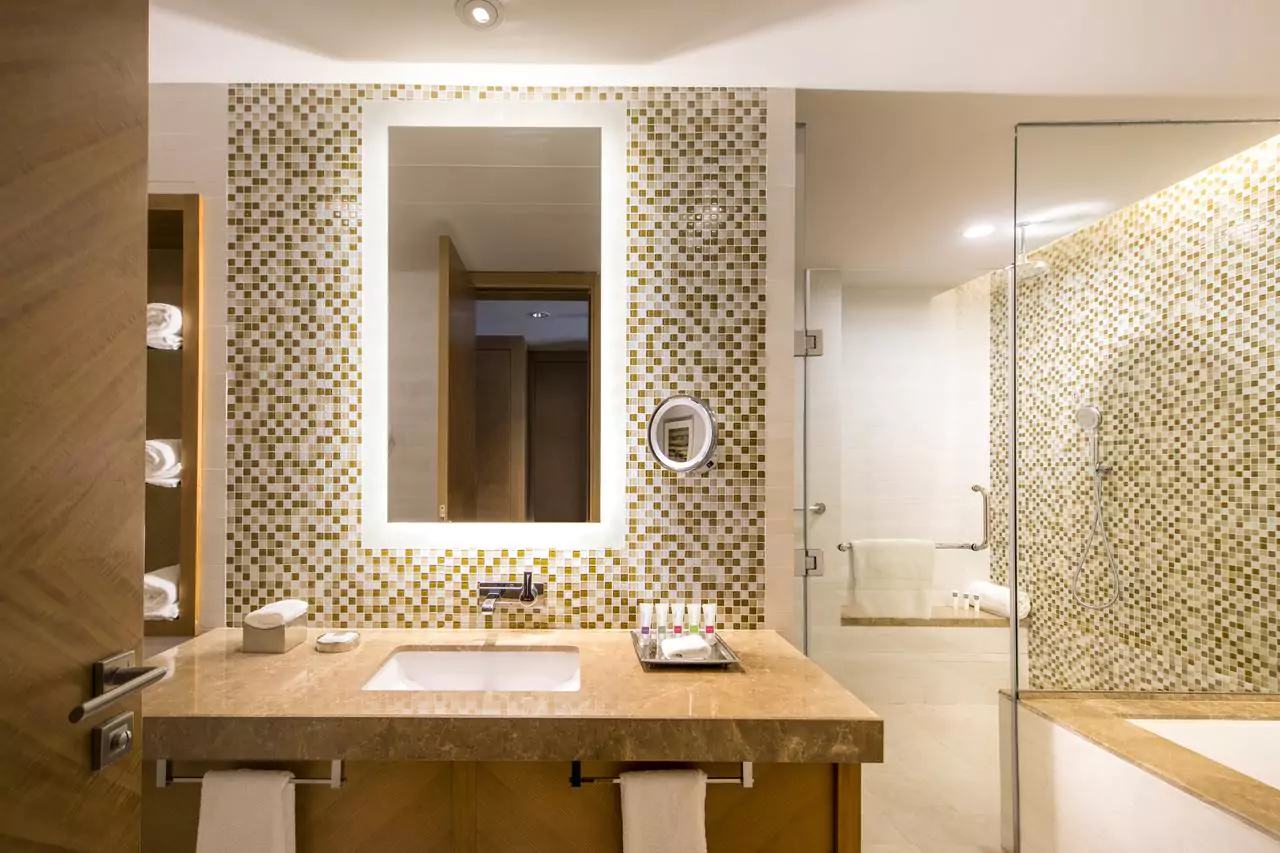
142,714,884,764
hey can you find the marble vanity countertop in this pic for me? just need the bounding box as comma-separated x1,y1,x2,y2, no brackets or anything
141,628,883,764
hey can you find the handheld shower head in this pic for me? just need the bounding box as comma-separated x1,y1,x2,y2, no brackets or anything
1074,405,1102,431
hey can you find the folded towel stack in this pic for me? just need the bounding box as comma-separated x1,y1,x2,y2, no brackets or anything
144,564,180,621
196,770,296,853
147,302,183,350
145,439,183,487
966,580,1031,619
660,634,712,661
848,539,936,619
244,599,310,630
621,769,708,853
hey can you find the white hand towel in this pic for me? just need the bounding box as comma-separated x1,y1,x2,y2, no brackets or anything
196,770,296,853
659,634,713,661
967,580,1031,620
145,439,183,482
144,564,179,610
145,602,180,621
848,539,935,619
621,769,707,853
147,303,183,350
244,599,309,630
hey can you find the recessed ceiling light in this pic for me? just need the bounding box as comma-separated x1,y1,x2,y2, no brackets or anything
456,0,502,29
963,223,996,240
529,311,551,320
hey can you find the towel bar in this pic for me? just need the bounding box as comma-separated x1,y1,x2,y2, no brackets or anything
155,758,345,789
836,484,990,553
569,761,753,789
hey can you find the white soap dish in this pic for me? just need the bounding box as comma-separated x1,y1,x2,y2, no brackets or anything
316,631,360,653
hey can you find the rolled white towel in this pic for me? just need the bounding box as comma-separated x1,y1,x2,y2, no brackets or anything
145,439,183,482
244,599,309,630
967,581,1031,620
145,602,180,621
147,303,183,350
144,564,179,609
660,634,712,661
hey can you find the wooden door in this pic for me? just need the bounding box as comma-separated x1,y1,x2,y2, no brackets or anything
527,352,591,522
436,236,478,522
474,336,528,522
0,0,148,850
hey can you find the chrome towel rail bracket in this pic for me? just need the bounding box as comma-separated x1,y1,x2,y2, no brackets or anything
569,760,753,789
155,758,345,789
836,485,990,553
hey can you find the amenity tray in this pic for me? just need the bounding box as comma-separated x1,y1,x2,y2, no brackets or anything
630,629,742,670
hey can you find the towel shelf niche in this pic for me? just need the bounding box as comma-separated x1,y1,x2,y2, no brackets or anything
569,761,753,788
144,194,203,639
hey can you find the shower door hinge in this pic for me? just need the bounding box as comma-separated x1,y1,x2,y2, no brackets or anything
794,329,824,357
794,549,825,577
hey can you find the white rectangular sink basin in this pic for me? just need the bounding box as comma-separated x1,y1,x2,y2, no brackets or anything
362,646,581,693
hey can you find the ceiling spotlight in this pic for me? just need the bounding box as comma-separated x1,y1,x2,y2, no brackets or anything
963,223,996,240
456,0,502,29
529,311,551,320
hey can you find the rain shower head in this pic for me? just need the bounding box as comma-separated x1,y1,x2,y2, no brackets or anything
1075,405,1102,431
1010,224,1051,282
1013,258,1051,282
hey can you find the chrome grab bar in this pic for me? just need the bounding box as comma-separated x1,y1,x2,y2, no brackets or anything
835,485,990,553
936,485,989,551
69,663,165,723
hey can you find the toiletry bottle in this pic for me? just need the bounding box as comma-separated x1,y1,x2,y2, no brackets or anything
689,600,701,635
972,593,982,612
962,593,971,610
951,590,960,611
639,602,653,646
655,602,669,639
671,603,685,636
702,603,717,639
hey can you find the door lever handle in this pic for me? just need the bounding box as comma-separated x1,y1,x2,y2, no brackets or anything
69,653,166,724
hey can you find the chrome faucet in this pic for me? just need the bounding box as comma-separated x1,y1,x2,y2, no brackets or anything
478,571,545,615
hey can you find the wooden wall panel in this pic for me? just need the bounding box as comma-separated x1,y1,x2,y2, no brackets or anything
0,0,148,850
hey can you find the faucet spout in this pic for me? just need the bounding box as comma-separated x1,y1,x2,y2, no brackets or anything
481,591,502,614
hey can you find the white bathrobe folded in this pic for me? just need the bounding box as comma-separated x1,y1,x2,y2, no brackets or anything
145,439,183,484
147,302,183,350
966,580,1031,619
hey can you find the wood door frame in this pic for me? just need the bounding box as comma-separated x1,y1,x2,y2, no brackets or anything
475,335,528,522
145,194,202,638
469,271,600,522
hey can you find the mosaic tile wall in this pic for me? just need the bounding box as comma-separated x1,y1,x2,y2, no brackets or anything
991,135,1280,692
226,85,768,629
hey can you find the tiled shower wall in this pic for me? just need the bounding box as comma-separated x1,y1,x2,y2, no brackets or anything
226,85,768,629
991,135,1280,691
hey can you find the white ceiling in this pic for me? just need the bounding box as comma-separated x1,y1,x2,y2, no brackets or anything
389,126,601,272
476,299,589,347
800,91,1280,285
152,0,1280,96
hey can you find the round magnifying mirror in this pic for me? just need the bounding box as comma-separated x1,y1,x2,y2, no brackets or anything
648,395,717,473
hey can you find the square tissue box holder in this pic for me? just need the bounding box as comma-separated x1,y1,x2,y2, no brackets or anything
242,611,308,654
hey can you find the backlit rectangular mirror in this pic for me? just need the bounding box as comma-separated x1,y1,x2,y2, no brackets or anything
362,100,625,550
388,126,601,524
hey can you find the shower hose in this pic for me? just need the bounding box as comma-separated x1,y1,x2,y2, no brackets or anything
1070,467,1122,610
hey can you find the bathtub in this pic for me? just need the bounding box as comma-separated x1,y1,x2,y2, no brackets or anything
1130,718,1280,790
